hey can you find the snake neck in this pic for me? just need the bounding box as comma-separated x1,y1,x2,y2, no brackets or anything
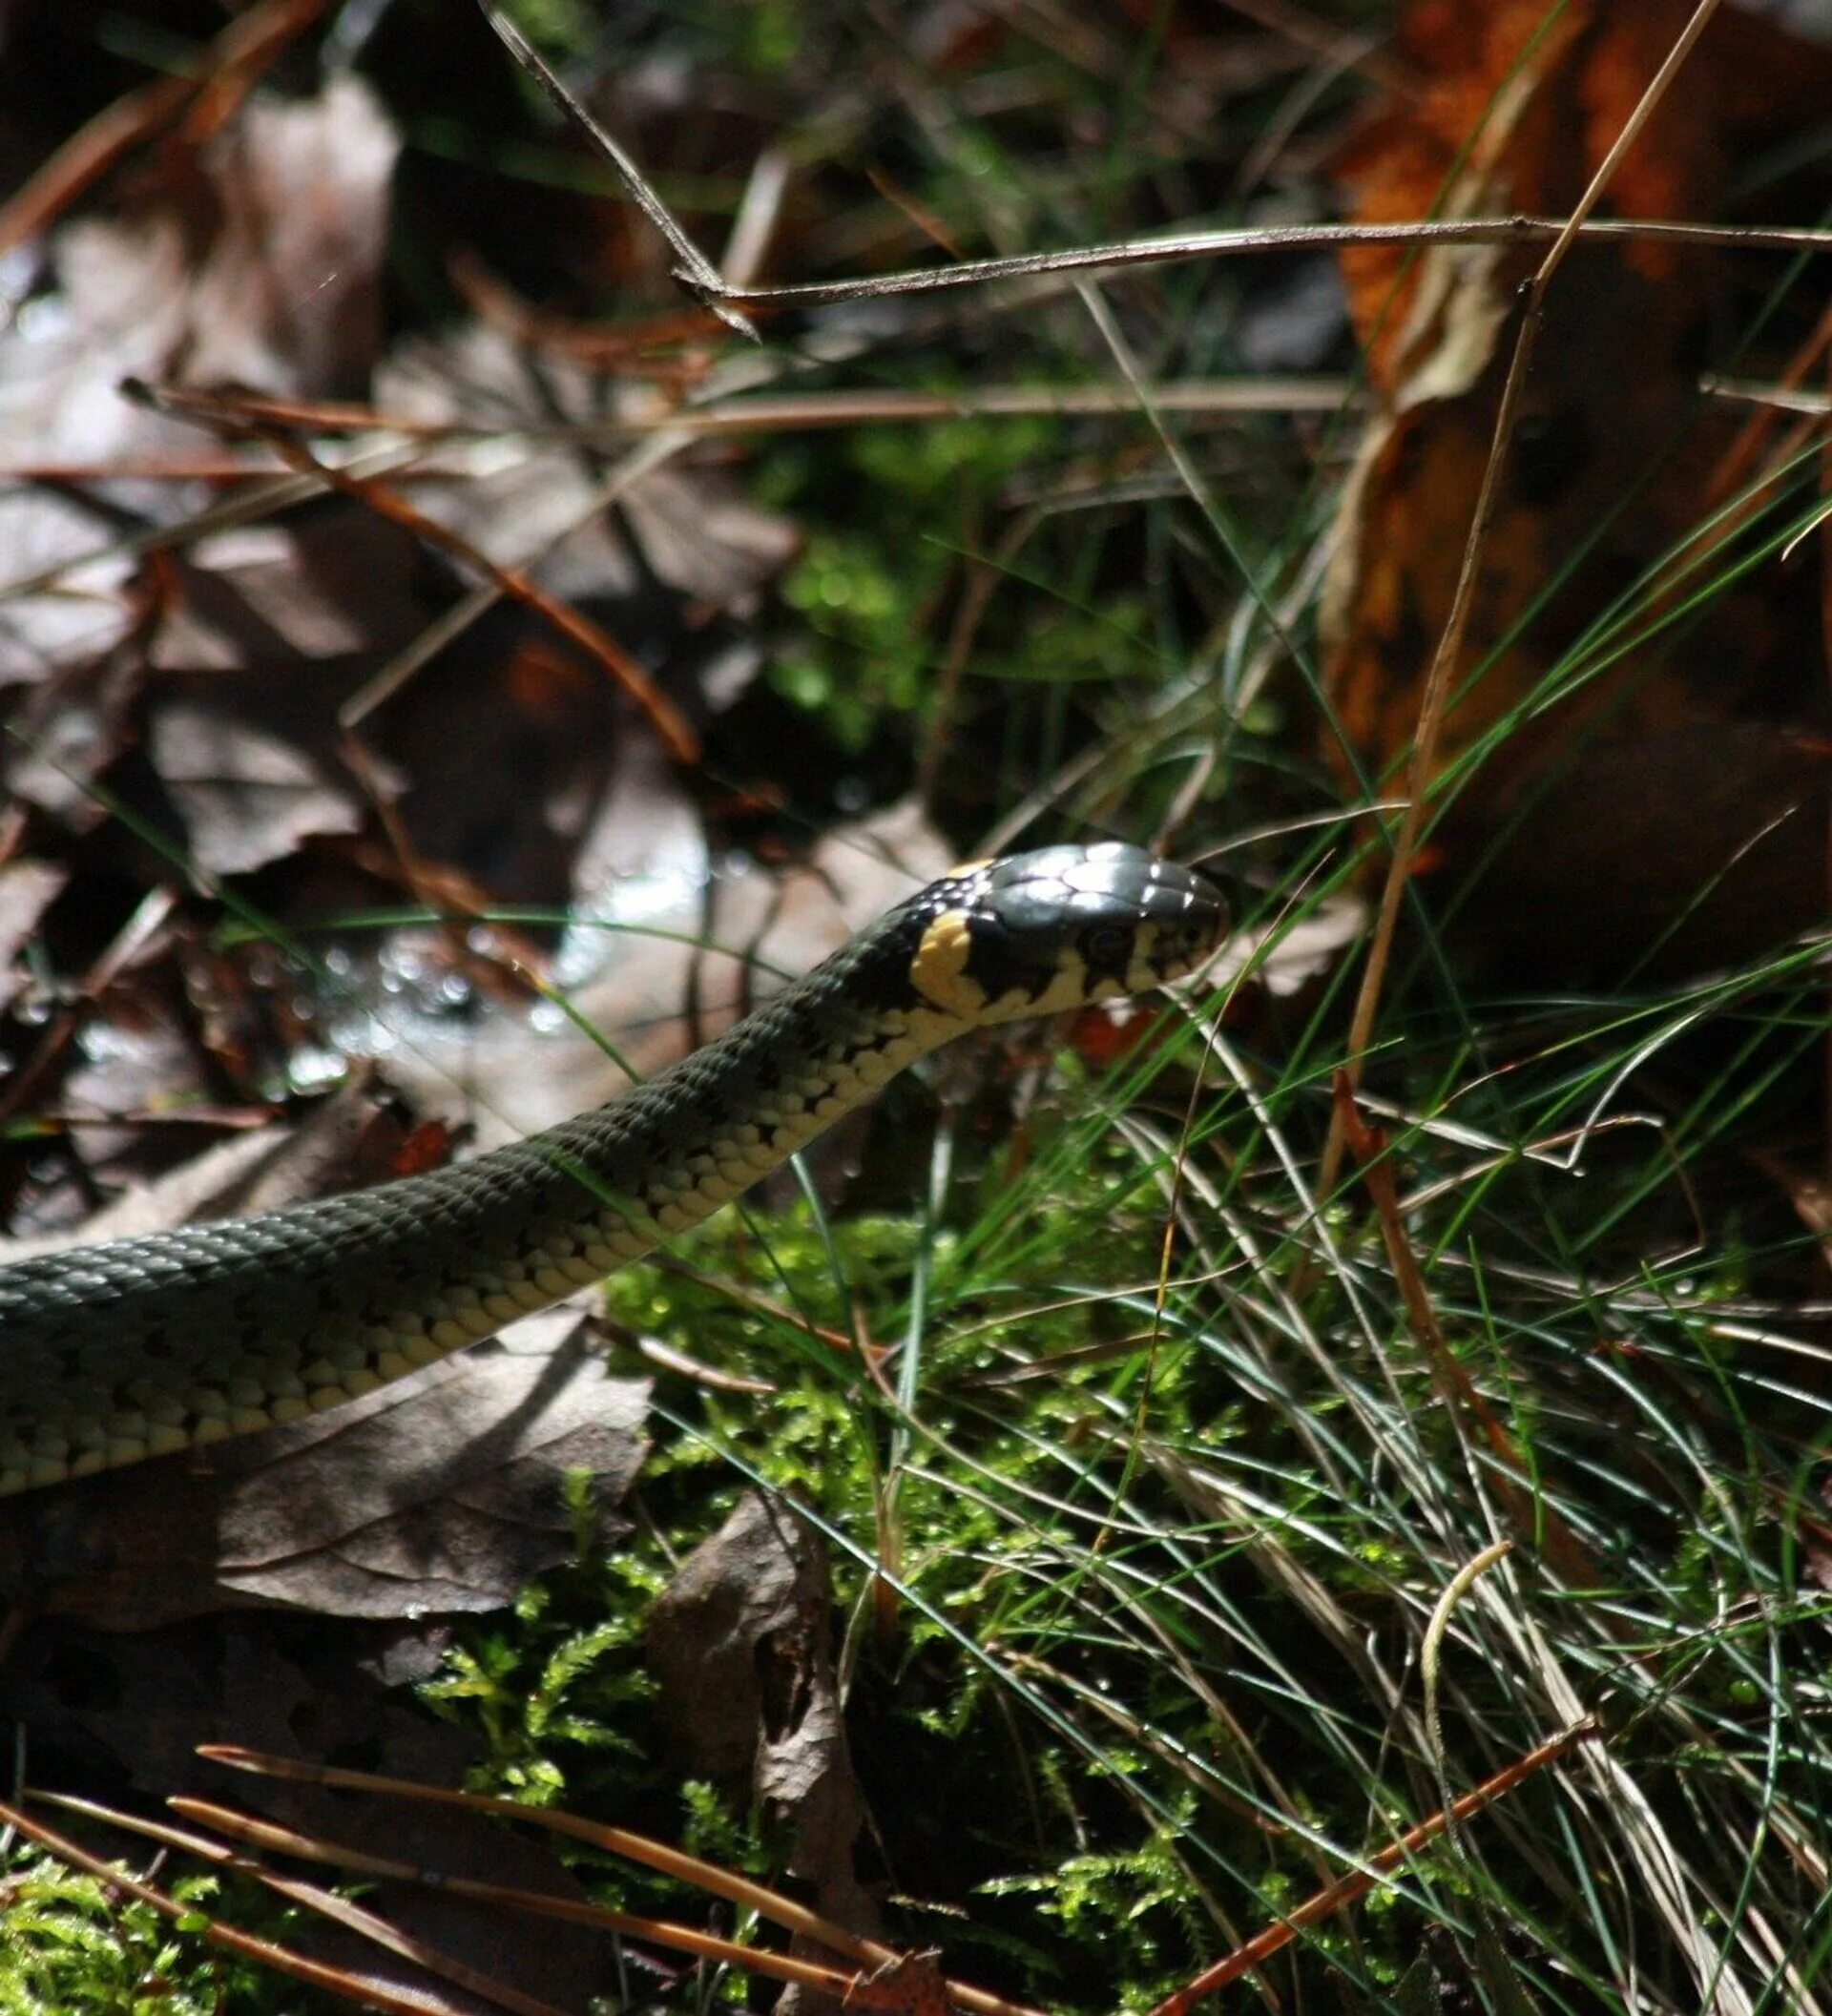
0,843,1226,1495
279,928,982,1371
521,951,977,1263
0,940,975,1496
0,842,1226,1493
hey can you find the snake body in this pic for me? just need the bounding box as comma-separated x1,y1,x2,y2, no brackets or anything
0,844,1225,1495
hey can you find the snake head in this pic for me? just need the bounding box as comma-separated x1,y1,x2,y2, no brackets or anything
906,842,1228,1024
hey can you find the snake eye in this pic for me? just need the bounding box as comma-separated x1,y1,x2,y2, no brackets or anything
1080,922,1135,970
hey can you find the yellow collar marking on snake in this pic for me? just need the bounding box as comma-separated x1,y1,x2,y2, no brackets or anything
909,909,985,1016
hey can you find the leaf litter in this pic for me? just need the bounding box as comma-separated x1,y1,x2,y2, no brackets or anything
0,34,899,1973
0,30,999,2003
1323,0,1832,983
11,2,1829,2009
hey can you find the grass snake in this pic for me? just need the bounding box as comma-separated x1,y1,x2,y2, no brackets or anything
0,843,1226,1495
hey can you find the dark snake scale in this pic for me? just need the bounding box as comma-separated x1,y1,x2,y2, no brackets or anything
0,844,1226,1494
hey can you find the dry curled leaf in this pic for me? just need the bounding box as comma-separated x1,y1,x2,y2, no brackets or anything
1323,0,1832,978
649,1492,882,1946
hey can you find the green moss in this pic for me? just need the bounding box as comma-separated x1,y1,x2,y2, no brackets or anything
758,411,1131,751
0,1861,276,2015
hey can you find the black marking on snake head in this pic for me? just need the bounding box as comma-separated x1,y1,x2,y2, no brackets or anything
836,903,934,1015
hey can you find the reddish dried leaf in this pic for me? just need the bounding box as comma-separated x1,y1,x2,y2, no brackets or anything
1323,0,1832,976
1334,3,1832,380
843,1952,953,2016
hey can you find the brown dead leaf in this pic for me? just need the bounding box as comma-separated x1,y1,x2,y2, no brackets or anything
649,1492,882,1945
1,650,143,824
129,511,427,879
389,795,951,1145
148,696,365,877
149,516,430,674
0,493,141,693
0,76,399,688
841,1952,953,2016
170,74,396,396
1333,4,1832,385
374,320,799,611
217,1319,647,1614
1323,0,1832,979
0,1315,646,1631
0,859,65,1013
